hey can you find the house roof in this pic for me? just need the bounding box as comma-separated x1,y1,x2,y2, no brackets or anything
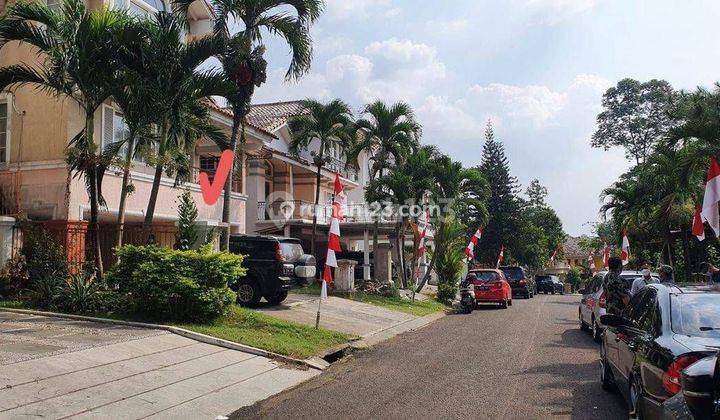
203,99,278,139
246,101,309,133
563,236,585,258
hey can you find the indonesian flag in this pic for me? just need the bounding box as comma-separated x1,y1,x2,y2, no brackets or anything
588,252,596,273
322,174,345,294
464,228,482,259
496,245,505,269
549,248,557,264
692,207,706,241
621,231,630,266
602,241,610,268
701,158,720,237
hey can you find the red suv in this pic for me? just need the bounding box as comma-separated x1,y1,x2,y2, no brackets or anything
467,269,513,309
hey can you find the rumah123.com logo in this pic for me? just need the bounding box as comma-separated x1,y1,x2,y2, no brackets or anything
199,150,235,205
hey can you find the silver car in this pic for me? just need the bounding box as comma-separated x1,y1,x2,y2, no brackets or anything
578,270,659,342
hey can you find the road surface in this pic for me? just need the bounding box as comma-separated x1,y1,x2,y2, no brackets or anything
232,293,628,419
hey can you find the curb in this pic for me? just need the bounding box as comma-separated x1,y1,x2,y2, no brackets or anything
351,310,446,349
0,307,325,371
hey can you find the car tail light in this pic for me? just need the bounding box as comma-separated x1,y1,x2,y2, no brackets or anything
490,282,503,289
275,243,284,262
598,292,606,309
662,354,703,395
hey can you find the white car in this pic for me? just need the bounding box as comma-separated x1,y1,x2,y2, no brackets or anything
578,270,659,342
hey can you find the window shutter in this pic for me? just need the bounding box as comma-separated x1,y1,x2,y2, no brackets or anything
102,105,114,151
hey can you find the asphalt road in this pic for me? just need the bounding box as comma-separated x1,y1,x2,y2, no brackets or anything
232,294,628,419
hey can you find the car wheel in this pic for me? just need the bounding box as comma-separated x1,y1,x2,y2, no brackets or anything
235,278,261,307
600,341,615,392
580,311,589,331
592,317,602,343
265,290,288,305
629,375,645,419
551,290,555,295
500,299,508,309
508,298,513,306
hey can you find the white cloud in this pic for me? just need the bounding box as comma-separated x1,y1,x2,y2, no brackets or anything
426,18,470,35
324,0,398,20
465,83,567,127
519,0,600,24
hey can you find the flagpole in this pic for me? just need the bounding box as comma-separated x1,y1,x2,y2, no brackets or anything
315,287,322,329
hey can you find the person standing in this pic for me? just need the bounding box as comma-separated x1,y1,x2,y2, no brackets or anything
658,265,674,284
630,268,657,296
603,257,630,315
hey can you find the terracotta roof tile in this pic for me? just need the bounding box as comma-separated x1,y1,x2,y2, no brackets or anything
246,101,309,132
203,99,277,139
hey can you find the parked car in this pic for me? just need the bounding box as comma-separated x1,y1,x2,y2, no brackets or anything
535,275,564,295
499,265,534,298
229,234,316,306
579,270,659,343
467,269,513,308
599,284,720,419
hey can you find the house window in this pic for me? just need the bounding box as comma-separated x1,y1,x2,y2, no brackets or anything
199,155,218,183
102,105,143,162
0,103,7,163
123,0,165,17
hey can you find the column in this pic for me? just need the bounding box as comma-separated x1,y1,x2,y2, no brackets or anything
245,159,266,234
363,228,371,281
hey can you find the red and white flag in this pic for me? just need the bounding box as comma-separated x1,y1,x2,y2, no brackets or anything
464,228,482,259
549,248,557,264
588,251,596,273
416,210,430,258
621,231,630,266
321,174,345,299
701,158,720,237
602,241,610,268
496,245,505,269
692,207,706,241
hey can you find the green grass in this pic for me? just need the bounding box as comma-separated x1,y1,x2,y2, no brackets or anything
174,306,355,359
0,300,353,359
295,284,447,317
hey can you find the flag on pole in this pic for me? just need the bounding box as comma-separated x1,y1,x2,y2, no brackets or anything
602,241,610,268
549,248,557,265
464,228,482,259
621,231,630,266
588,251,596,273
496,245,505,269
701,158,720,237
416,210,430,258
692,207,706,241
317,174,345,328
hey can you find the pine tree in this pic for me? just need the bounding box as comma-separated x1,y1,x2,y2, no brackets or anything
477,121,521,264
176,191,198,250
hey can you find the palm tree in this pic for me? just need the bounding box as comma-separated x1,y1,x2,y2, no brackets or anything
129,12,231,235
288,99,354,257
0,0,135,278
351,101,421,252
173,0,324,251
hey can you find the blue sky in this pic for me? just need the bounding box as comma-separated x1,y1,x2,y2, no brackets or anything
250,0,720,236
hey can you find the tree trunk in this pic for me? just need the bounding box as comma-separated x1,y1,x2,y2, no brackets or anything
143,121,168,239
394,221,405,288
116,135,135,249
398,218,407,288
371,167,384,264
220,114,243,251
310,146,325,258
85,113,103,279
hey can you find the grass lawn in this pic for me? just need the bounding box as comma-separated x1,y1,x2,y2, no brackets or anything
0,301,354,360
295,284,448,317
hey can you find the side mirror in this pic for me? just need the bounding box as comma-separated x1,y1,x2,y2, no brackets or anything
600,314,631,328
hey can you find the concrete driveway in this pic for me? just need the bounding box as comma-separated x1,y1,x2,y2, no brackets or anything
0,311,318,419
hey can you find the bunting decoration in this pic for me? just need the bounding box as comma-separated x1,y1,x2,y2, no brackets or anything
464,228,483,259
496,245,505,269
602,241,610,268
701,158,720,237
620,230,630,266
317,174,345,328
693,207,706,241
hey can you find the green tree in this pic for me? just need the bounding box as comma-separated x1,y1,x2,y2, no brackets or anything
0,0,136,278
289,99,354,256
592,78,677,164
526,178,548,207
565,267,582,292
172,0,324,251
175,191,199,250
477,121,520,265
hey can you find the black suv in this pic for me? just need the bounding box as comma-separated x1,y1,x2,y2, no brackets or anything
229,235,316,306
500,266,535,298
536,275,564,294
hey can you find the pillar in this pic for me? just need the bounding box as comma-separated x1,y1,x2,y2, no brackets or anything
363,228,371,281
245,159,267,234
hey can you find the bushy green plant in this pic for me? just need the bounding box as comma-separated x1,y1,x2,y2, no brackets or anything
0,255,29,299
57,269,104,313
565,267,582,292
26,274,63,309
20,223,68,285
175,191,198,250
107,245,245,322
435,247,465,303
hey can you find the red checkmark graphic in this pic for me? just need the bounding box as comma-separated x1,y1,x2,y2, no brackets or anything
199,149,235,205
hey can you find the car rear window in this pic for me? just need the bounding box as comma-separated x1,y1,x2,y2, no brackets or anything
501,267,524,281
536,276,550,283
279,242,304,262
671,294,720,338
470,271,500,282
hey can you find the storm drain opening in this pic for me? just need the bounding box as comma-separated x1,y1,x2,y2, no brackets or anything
322,347,349,364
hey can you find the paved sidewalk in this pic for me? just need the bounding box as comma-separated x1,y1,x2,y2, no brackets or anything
0,311,318,419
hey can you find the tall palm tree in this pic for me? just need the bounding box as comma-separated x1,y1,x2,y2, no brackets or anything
351,101,421,252
173,0,324,251
0,0,135,278
129,12,231,235
288,99,353,256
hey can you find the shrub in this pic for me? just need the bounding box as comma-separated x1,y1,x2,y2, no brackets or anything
20,223,69,283
57,269,104,314
175,191,198,250
107,245,245,322
0,255,29,299
435,247,465,304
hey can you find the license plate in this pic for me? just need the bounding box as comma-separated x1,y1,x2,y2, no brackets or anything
477,286,489,291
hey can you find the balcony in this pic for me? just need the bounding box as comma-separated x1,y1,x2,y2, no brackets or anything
295,151,358,182
257,200,400,224
190,166,242,194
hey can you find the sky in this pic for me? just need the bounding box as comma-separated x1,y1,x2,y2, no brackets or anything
248,0,720,236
